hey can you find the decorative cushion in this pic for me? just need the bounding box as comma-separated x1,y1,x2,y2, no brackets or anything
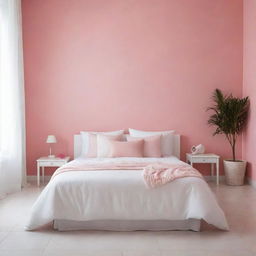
126,135,162,157
109,140,144,157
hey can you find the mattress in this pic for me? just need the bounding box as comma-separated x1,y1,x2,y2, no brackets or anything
25,156,228,231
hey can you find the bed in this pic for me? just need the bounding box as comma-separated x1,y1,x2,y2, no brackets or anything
25,133,228,231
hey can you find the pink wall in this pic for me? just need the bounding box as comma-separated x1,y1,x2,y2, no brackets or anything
243,0,256,181
22,0,243,176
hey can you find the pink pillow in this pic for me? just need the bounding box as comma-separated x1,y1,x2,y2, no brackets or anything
109,140,144,157
127,135,162,157
85,133,122,157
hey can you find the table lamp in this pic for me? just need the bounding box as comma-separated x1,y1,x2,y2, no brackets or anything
46,135,57,158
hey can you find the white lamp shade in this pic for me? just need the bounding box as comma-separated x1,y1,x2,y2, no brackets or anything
46,135,57,144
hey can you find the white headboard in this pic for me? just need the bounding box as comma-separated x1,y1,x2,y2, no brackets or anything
74,134,181,159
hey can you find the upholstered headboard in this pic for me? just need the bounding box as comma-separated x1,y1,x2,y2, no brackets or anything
74,134,180,159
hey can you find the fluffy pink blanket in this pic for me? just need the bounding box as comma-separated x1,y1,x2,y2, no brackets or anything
52,162,203,188
142,164,203,188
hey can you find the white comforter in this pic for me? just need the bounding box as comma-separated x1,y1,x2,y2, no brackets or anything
26,157,228,230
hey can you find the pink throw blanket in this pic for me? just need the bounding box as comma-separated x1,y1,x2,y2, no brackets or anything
143,164,203,188
52,162,203,188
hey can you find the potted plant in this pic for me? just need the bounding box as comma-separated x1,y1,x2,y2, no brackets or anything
207,89,249,185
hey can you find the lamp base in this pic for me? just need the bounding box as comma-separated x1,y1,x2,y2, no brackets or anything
48,155,55,158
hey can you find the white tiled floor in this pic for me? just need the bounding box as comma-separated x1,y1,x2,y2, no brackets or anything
0,182,256,256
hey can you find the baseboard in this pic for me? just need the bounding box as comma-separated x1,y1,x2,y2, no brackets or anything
27,175,52,182
247,177,256,189
204,175,225,182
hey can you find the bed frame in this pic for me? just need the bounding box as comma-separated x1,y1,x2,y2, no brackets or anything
54,133,200,232
74,133,181,159
54,219,201,232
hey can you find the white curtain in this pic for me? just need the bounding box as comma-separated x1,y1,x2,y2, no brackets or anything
0,0,26,198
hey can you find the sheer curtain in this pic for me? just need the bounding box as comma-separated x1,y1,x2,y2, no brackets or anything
0,0,26,198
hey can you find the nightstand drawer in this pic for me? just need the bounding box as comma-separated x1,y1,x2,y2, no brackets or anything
39,161,65,167
190,157,217,163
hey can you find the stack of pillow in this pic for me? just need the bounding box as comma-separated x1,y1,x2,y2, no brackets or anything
80,129,175,158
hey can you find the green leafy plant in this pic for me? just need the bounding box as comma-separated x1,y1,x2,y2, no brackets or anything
207,89,249,161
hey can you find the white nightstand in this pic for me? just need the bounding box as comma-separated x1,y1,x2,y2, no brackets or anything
36,157,70,186
186,153,220,185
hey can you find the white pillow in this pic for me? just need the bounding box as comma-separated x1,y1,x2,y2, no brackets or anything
128,129,175,157
80,130,124,157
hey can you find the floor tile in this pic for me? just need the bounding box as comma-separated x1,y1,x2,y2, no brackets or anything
123,250,162,256
207,249,255,256
161,250,210,256
43,249,122,256
46,231,157,251
0,233,8,244
0,232,51,250
0,250,44,256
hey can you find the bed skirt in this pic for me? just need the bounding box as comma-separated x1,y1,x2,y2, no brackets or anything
53,219,201,232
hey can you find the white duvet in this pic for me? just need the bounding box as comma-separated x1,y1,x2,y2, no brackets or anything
26,157,228,230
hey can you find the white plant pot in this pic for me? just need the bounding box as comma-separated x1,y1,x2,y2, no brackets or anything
223,160,247,186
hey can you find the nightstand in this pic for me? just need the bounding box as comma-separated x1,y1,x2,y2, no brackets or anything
186,153,220,185
36,157,70,186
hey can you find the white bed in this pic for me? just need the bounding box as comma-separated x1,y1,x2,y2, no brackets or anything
25,134,228,231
